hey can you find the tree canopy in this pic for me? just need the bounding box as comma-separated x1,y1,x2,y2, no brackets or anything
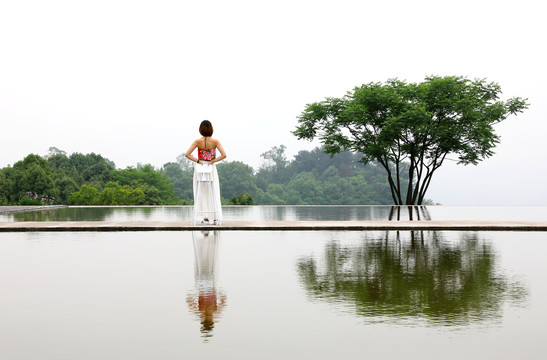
293,76,528,204
0,152,180,206
1,145,418,206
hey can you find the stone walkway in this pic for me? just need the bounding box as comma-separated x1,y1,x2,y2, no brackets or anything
1,220,547,232
2,206,546,232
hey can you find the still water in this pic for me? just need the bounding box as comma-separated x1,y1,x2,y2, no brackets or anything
0,230,545,359
2,205,547,222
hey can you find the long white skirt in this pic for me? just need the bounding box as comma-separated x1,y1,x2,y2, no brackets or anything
193,162,223,222
192,230,221,285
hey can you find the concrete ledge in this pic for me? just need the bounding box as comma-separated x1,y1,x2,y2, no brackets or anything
1,220,547,232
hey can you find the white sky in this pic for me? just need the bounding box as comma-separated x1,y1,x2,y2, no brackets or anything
1,0,546,205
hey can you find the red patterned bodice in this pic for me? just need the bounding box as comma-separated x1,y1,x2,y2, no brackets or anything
198,137,216,161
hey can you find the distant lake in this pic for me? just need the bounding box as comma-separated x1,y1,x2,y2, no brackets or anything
2,205,547,222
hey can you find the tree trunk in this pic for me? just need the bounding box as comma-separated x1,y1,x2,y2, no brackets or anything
405,156,415,205
379,158,402,205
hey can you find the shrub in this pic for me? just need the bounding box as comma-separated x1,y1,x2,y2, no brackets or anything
229,193,254,205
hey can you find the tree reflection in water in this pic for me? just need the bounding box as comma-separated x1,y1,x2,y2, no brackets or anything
388,205,432,221
186,231,226,341
11,206,116,221
297,231,528,326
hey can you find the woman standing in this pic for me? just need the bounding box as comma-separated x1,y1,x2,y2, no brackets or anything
185,120,226,224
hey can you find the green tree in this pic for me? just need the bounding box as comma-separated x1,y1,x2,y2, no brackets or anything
137,183,162,205
47,148,115,197
229,193,255,205
263,183,286,204
290,146,355,178
255,145,401,205
64,152,115,184
67,184,100,205
45,146,67,158
217,161,259,202
0,168,11,204
54,176,80,203
285,172,323,205
256,145,292,189
97,182,145,205
162,162,193,201
294,76,528,204
67,182,147,205
47,152,116,202
10,154,57,202
113,164,179,205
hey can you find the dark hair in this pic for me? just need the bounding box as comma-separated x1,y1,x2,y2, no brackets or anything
199,120,213,137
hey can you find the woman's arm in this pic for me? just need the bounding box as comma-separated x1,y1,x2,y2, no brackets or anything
210,140,226,165
185,141,202,164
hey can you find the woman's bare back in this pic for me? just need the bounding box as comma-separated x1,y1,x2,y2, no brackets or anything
195,137,219,150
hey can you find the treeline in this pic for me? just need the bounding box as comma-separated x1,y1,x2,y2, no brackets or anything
0,146,409,206
164,145,405,205
0,149,179,206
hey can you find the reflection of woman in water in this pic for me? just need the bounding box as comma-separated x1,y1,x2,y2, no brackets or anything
185,120,226,225
186,231,226,341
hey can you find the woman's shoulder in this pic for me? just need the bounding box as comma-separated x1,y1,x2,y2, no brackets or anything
204,137,220,146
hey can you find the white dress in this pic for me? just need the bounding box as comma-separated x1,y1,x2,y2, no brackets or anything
193,160,223,223
187,231,226,339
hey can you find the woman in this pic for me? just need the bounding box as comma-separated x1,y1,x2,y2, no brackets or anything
185,120,226,224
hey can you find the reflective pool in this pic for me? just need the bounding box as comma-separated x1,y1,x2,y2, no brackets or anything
2,205,547,222
0,230,545,359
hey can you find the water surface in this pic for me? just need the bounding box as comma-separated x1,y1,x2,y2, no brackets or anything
2,205,547,222
0,230,544,359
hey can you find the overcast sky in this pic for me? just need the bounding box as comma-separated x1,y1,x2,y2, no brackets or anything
1,0,545,205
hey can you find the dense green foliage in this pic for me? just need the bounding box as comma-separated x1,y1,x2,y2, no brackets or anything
67,182,148,205
163,145,403,205
1,145,408,206
255,146,399,205
294,76,528,204
229,193,255,205
113,164,180,205
0,152,180,205
47,151,115,202
162,161,193,201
